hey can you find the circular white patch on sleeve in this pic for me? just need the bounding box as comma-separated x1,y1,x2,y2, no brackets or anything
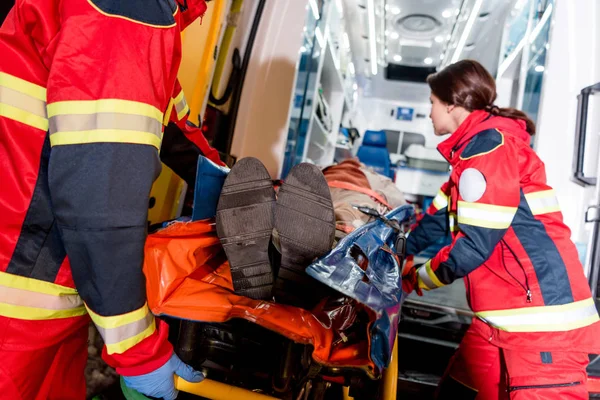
459,168,487,202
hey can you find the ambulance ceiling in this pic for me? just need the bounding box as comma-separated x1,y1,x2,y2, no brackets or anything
343,0,516,100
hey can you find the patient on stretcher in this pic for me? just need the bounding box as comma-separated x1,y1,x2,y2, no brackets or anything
210,156,407,309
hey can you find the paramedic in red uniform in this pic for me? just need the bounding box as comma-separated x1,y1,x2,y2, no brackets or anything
403,59,600,399
0,1,217,398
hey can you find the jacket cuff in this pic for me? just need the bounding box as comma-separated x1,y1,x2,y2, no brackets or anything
104,319,174,376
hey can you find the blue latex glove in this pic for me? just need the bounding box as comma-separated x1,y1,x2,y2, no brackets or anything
122,353,204,400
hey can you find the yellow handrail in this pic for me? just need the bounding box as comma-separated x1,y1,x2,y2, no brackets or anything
382,336,399,400
210,0,244,101
175,377,281,400
175,337,399,400
342,385,354,400
342,336,398,400
188,0,227,124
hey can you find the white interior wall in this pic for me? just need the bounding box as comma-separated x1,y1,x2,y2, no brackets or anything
534,0,600,244
230,0,308,179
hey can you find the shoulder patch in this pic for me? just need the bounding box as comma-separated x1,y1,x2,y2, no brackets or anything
460,129,504,160
89,0,177,28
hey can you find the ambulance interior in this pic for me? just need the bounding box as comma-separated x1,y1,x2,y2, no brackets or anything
3,0,600,398
163,0,600,397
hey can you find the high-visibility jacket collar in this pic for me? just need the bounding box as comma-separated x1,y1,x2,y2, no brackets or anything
437,110,530,165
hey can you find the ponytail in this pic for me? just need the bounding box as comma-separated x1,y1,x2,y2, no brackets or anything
485,105,536,136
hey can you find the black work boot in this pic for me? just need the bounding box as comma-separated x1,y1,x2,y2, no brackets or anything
216,157,275,300
272,163,336,309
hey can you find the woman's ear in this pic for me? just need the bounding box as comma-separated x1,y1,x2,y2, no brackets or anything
447,104,455,113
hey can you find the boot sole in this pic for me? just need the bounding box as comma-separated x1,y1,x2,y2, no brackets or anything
216,157,275,300
273,163,335,308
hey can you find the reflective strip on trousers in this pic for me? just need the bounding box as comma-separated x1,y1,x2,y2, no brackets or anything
47,99,164,149
0,72,48,131
476,297,600,332
457,201,517,229
525,190,561,215
0,271,86,320
87,303,156,354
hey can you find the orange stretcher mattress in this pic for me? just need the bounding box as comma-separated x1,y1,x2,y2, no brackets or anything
143,219,379,376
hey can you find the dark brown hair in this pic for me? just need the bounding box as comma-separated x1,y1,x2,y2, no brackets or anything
427,59,536,135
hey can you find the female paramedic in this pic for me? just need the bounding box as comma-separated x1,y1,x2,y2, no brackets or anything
403,59,600,399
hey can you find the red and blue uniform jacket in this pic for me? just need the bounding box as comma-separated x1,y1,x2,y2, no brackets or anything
0,0,214,375
406,110,600,352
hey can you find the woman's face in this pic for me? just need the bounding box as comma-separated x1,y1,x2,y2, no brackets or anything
429,94,454,136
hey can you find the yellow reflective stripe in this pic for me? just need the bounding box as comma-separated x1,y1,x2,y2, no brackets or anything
87,302,151,329
0,271,86,320
0,303,87,320
432,190,449,211
0,103,49,131
49,113,163,135
449,212,459,233
476,297,600,332
457,201,517,213
0,86,47,117
458,217,511,229
47,99,163,123
0,72,46,101
494,314,600,332
0,270,78,296
50,130,163,149
525,190,561,215
96,313,154,343
87,303,156,354
531,205,561,215
417,261,445,290
176,100,189,121
425,261,445,288
0,285,82,310
524,189,555,200
172,89,189,121
173,89,185,105
48,100,164,148
417,268,434,290
0,73,48,130
163,97,174,125
478,297,596,317
457,201,516,229
105,320,156,354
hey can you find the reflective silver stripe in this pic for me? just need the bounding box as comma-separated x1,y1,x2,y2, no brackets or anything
0,86,47,117
449,212,458,232
95,312,154,345
457,201,516,229
0,285,83,310
476,298,600,332
0,72,48,131
0,274,87,320
525,190,561,215
417,265,436,290
432,190,448,210
174,96,188,116
87,302,157,353
49,113,163,138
